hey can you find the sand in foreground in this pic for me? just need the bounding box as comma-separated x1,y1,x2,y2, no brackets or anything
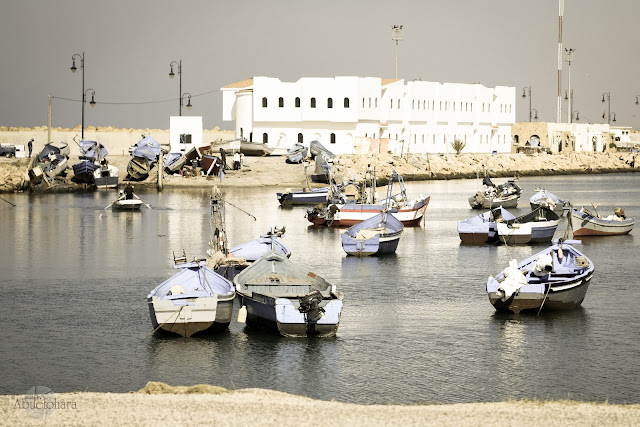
2,382,639,426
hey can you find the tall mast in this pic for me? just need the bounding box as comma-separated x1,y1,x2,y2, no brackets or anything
557,0,564,123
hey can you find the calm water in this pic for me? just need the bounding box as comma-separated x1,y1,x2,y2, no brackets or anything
1,173,639,404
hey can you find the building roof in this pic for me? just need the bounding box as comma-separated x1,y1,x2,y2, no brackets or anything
222,78,254,89
381,78,402,86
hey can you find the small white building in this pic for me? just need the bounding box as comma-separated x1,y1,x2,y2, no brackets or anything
221,77,516,155
169,116,203,154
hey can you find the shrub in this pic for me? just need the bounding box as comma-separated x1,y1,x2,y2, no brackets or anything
451,139,466,155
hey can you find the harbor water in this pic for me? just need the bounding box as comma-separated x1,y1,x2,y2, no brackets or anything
1,173,639,404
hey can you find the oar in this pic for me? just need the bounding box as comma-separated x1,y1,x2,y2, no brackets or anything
0,196,16,207
132,193,152,209
591,202,600,218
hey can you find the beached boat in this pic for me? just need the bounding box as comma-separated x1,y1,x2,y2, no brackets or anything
72,159,99,183
78,140,107,161
94,163,119,189
529,188,566,212
469,178,521,209
240,139,273,156
233,252,344,337
126,156,151,181
341,210,403,256
310,140,335,161
147,256,235,337
457,207,516,244
570,206,635,236
486,240,594,314
311,154,331,183
53,141,70,157
131,135,161,166
44,154,68,178
286,143,308,163
497,206,561,245
164,153,187,174
277,187,329,206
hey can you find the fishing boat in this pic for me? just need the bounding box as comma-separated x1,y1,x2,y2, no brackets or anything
164,153,186,174
227,228,291,261
233,252,344,337
529,188,566,212
341,210,403,256
78,140,107,161
53,141,70,157
469,177,521,209
240,139,273,156
131,135,161,165
306,171,430,227
497,206,561,245
457,207,516,244
126,156,151,181
72,159,99,183
570,206,635,236
44,154,68,178
146,254,235,337
286,143,308,163
109,185,149,211
277,187,329,206
486,239,594,314
311,154,331,183
94,163,119,189
310,140,335,161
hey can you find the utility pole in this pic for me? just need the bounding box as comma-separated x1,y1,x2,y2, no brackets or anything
565,48,574,123
557,0,564,123
391,25,403,79
48,94,52,143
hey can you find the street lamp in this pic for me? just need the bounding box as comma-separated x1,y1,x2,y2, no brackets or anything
531,108,539,121
181,93,192,111
71,51,92,139
573,111,580,122
564,48,575,123
601,92,612,125
635,95,639,105
169,59,186,116
522,86,532,122
85,89,96,108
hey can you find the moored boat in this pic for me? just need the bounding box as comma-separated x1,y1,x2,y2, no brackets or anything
570,206,634,236
126,156,151,181
341,210,403,256
94,163,119,189
458,207,516,244
486,240,594,314
72,159,99,183
44,154,68,178
529,188,566,212
233,252,344,337
277,187,329,206
469,177,521,209
497,206,561,244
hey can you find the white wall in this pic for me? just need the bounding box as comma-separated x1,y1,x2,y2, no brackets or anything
169,116,203,153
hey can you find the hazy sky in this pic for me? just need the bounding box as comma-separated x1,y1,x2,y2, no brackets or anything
1,0,639,130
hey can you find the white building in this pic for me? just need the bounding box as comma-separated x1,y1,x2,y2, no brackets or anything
221,76,516,155
169,116,203,154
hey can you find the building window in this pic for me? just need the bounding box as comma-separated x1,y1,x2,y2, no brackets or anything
295,97,300,108
397,99,400,109
423,100,426,110
328,98,333,108
262,97,267,108
310,97,316,108
412,100,415,109
330,133,336,144
179,134,192,148
439,101,442,111
344,97,350,108
298,133,303,143
263,133,268,144
363,98,365,108
369,97,372,108
375,98,378,108
279,97,284,108
390,99,393,109
240,128,243,138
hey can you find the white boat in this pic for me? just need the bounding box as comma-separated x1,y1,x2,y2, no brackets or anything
147,258,235,337
570,206,634,236
94,164,119,189
529,188,566,212
469,178,521,209
497,207,561,245
109,185,149,211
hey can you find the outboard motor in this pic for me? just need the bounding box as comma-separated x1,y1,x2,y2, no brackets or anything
298,290,325,322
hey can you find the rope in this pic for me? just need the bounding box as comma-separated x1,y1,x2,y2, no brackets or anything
142,305,184,340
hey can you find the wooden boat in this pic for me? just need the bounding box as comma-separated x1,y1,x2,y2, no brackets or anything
53,141,70,157
233,252,344,337
529,188,566,212
126,156,150,181
570,206,635,236
44,154,68,178
310,140,335,161
164,153,187,174
497,207,561,244
72,159,98,183
486,240,594,314
94,164,119,189
286,143,308,163
240,139,273,156
469,178,521,209
110,185,149,211
311,154,331,183
341,211,403,256
131,135,161,166
277,187,329,206
227,228,291,261
457,207,516,244
78,140,107,161
147,257,235,337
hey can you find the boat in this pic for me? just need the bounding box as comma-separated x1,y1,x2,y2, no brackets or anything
286,143,308,163
233,252,344,337
44,154,68,178
306,171,430,227
310,140,335,161
570,206,635,236
131,135,161,165
53,141,70,157
78,140,107,162
341,210,403,256
126,156,151,181
164,153,187,174
72,159,99,183
226,228,291,262
311,154,331,183
240,138,273,156
109,185,149,210
277,187,329,206
486,239,594,314
35,143,61,163
146,255,235,337
94,163,119,189
469,177,521,209
457,207,516,244
497,206,561,245
529,188,566,212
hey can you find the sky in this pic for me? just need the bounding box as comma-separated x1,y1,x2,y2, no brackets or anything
1,0,639,131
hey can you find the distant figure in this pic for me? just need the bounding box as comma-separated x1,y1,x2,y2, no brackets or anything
482,176,495,188
631,156,636,168
219,148,228,170
233,152,241,170
124,184,134,200
28,139,33,158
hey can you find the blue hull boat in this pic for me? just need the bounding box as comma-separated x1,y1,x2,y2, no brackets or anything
72,159,99,183
529,189,566,212
341,211,403,256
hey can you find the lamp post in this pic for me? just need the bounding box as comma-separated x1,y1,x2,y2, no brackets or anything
70,51,91,139
635,95,639,106
573,111,580,122
601,92,611,125
531,108,539,121
564,89,575,123
169,59,184,116
522,87,532,122
391,25,403,79
181,93,193,111
564,48,575,124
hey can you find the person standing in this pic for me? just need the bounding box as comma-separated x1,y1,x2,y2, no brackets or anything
233,151,241,170
28,138,33,158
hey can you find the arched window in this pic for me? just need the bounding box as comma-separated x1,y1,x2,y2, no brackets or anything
330,133,336,144
328,98,333,108
262,97,267,108
390,99,393,109
397,99,400,109
263,133,268,143
295,97,300,108
363,98,365,108
412,100,415,109
344,97,350,108
310,98,316,108
279,97,284,108
375,98,378,108
298,133,303,143
369,97,371,108
240,128,243,138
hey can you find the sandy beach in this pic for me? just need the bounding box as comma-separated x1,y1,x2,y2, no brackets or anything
1,382,639,426
0,151,637,193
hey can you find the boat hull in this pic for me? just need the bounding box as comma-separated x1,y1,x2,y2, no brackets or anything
341,232,401,256
113,199,143,210
147,296,234,337
469,194,519,209
310,197,429,227
459,231,494,244
277,189,329,206
571,209,635,236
